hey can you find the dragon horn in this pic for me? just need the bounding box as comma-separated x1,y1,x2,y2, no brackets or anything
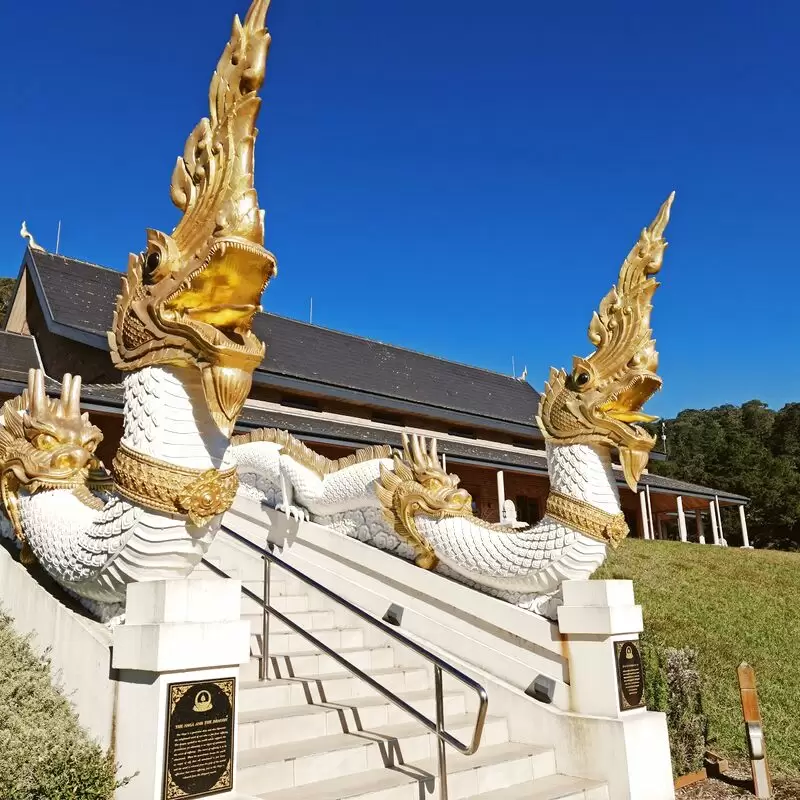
651,192,675,245
244,0,271,30
59,374,73,418
430,438,439,466
67,375,82,418
401,431,412,462
30,369,47,418
411,435,425,467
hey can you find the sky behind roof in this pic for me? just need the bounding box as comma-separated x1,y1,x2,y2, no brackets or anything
2,1,798,418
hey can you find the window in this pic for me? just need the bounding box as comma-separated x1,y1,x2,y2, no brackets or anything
471,494,481,516
448,427,478,439
372,411,404,426
515,495,541,525
280,394,320,412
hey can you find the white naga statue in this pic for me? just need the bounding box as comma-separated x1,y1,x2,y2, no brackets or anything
234,194,672,617
0,0,277,620
0,0,673,622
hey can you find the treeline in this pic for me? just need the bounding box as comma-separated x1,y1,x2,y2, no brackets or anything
649,401,800,549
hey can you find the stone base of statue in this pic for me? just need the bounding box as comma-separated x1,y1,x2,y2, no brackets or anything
112,579,253,800
558,580,675,799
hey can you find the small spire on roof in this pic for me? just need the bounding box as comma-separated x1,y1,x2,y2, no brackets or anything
519,366,528,382
20,221,44,251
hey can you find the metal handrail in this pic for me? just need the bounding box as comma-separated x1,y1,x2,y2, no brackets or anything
203,523,489,800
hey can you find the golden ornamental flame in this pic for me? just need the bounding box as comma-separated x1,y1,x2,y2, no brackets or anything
537,193,674,490
109,0,276,436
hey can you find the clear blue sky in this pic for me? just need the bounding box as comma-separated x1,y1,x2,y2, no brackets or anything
2,1,797,418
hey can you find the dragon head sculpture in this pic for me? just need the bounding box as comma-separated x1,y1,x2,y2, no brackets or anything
109,0,277,437
0,370,108,551
377,433,473,569
537,193,674,491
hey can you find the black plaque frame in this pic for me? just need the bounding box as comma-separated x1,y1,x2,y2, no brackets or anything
614,639,645,711
162,677,236,800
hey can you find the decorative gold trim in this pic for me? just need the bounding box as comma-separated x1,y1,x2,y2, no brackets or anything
232,428,392,478
545,490,629,548
112,443,238,526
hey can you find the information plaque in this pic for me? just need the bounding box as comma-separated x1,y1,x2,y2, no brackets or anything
614,640,645,711
163,678,235,799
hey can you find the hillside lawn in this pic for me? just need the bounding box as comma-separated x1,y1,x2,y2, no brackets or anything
595,539,800,775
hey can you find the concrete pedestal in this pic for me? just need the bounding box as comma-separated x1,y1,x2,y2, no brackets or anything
558,580,675,800
113,579,252,800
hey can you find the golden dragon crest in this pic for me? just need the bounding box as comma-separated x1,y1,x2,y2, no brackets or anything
0,370,110,561
377,434,473,569
109,0,277,436
537,193,674,490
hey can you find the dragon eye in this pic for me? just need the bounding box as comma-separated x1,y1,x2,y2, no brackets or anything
143,251,161,284
575,372,590,387
34,434,58,450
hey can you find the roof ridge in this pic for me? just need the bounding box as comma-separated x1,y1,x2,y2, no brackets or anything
264,311,538,389
0,330,35,341
33,253,539,392
30,249,124,275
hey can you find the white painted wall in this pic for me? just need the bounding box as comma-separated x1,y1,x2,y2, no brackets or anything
0,541,116,749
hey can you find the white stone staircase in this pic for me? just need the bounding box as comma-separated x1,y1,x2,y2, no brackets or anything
198,532,609,800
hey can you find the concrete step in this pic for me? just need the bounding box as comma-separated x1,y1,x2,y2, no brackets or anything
251,626,366,655
243,609,336,635
253,742,556,800
237,714,509,795
238,666,431,712
237,689,468,749
242,593,312,614
463,773,608,799
240,645,398,681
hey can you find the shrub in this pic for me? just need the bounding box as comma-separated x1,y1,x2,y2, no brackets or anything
0,611,120,800
642,633,709,777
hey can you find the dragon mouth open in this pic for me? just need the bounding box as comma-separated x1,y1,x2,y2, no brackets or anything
598,374,662,426
161,239,275,356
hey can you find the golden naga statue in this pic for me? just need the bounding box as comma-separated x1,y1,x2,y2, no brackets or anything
0,0,276,618
235,195,673,616
0,0,673,622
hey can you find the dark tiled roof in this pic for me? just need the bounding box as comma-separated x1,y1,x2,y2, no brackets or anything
30,250,121,338
252,315,539,428
70,379,747,503
27,250,541,429
0,331,40,382
638,471,748,504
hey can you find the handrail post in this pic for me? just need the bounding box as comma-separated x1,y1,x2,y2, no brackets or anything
435,665,448,800
259,555,271,682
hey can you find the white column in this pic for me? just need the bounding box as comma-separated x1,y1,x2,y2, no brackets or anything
497,470,506,523
113,579,251,800
639,491,651,540
676,496,688,543
557,581,674,799
645,484,655,542
739,505,752,549
695,510,706,544
715,495,726,546
709,500,720,545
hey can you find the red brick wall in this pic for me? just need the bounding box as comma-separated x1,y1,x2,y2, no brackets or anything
446,463,550,523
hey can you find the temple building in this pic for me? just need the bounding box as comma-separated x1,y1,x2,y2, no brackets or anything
1,244,750,546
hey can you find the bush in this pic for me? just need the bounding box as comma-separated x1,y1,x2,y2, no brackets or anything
0,611,120,800
643,633,709,777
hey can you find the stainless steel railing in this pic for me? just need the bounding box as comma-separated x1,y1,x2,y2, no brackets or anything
202,523,489,800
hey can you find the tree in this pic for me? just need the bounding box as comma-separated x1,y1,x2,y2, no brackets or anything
0,277,16,321
651,401,800,550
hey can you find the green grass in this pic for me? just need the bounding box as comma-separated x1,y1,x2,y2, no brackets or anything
595,539,800,775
